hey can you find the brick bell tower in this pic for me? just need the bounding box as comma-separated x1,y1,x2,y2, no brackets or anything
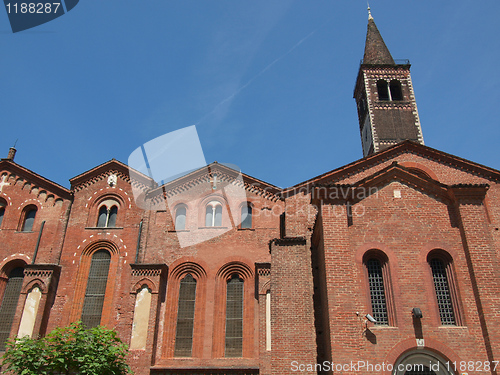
354,7,424,157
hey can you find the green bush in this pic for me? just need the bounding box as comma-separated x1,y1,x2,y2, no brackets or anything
1,322,132,375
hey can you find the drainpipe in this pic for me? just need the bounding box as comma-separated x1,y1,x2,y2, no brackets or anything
135,220,143,264
32,220,45,264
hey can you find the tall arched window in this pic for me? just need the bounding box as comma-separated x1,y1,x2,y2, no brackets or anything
240,204,252,229
0,267,25,350
225,275,244,357
97,205,118,228
81,250,111,328
366,258,389,325
429,256,456,325
390,79,403,100
174,274,197,357
175,206,187,231
205,201,222,227
97,206,107,227
21,207,37,232
377,80,390,100
0,202,5,228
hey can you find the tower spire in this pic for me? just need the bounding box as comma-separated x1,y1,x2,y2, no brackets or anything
354,11,424,157
363,8,394,65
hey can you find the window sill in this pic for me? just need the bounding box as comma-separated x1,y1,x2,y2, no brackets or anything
85,227,124,230
237,227,255,231
369,325,398,329
167,229,190,233
15,231,35,233
374,100,410,105
198,226,229,229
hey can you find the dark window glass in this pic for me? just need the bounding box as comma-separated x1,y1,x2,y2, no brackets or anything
205,206,213,227
22,208,36,232
214,205,223,227
174,274,197,357
0,207,4,228
366,258,388,325
97,206,108,227
0,267,24,350
107,206,118,228
225,276,243,357
390,80,403,100
81,250,111,328
377,80,390,100
175,207,186,230
430,258,455,325
404,366,437,375
241,205,252,229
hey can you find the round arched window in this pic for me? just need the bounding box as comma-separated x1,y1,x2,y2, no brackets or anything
205,201,222,227
393,351,455,375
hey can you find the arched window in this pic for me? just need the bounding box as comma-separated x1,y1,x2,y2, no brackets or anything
0,201,5,228
390,80,403,100
429,256,456,325
97,206,107,227
175,206,187,231
81,250,111,328
394,351,454,375
0,267,25,350
377,80,390,100
366,258,388,325
205,201,222,227
225,275,244,357
96,205,118,228
108,206,117,227
21,207,37,232
174,274,197,357
240,204,252,229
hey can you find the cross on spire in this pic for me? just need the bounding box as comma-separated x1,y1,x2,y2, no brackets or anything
367,3,373,20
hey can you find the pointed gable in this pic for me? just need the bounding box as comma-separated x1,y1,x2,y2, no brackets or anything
149,162,281,203
69,159,155,193
285,141,500,197
0,159,71,201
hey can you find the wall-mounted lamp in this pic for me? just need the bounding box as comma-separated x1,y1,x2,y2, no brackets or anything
356,312,377,333
412,307,423,319
365,314,377,323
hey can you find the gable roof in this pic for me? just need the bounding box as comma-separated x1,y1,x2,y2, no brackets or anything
283,141,500,197
69,159,155,192
147,162,282,202
311,161,488,206
0,159,72,199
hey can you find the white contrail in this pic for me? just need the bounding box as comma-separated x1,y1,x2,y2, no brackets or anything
195,21,329,126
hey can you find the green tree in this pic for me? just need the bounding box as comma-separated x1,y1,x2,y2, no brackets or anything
1,322,132,375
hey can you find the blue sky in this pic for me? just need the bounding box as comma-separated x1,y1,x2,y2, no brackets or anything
1,0,499,188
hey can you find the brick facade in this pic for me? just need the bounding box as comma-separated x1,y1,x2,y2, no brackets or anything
1,14,500,375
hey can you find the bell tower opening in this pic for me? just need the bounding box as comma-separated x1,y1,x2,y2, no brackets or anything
354,7,424,157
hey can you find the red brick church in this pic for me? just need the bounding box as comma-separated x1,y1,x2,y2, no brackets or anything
1,11,499,375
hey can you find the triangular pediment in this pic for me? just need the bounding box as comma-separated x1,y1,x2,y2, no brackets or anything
147,162,281,203
285,141,500,198
0,159,71,200
69,159,155,192
311,162,488,205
